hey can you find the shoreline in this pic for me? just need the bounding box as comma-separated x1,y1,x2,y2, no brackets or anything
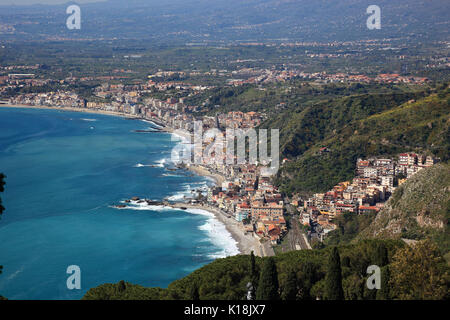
0,104,142,119
170,202,266,257
164,129,261,256
2,103,264,256
186,164,226,186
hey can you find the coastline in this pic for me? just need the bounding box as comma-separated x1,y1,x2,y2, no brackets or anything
186,164,226,186
164,128,263,256
0,104,141,119
2,103,266,257
170,203,267,257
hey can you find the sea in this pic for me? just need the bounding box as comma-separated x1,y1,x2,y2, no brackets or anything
0,107,239,300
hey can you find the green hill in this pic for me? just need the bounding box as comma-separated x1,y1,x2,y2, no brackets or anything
271,87,450,194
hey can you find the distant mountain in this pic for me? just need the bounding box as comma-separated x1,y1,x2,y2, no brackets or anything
0,0,449,43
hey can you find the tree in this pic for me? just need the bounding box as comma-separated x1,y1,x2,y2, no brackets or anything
281,269,298,300
189,282,200,300
299,262,316,300
325,247,344,300
118,280,126,293
250,251,257,284
0,173,4,192
247,251,258,300
256,257,279,300
376,266,390,300
389,240,448,300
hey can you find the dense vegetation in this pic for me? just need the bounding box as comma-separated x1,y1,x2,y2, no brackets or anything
272,86,449,194
189,82,421,116
323,211,378,247
83,239,449,300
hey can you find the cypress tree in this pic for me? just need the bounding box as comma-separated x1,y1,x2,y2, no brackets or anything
341,256,350,268
250,251,256,275
256,257,279,300
118,280,126,293
189,282,200,300
376,266,390,300
325,247,344,300
281,269,298,300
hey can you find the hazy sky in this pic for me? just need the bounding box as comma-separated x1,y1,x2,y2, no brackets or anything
0,0,105,5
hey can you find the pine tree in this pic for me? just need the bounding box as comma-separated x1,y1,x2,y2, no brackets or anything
281,269,297,300
256,257,279,300
325,247,344,300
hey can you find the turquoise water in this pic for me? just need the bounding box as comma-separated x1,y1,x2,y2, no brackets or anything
0,107,238,300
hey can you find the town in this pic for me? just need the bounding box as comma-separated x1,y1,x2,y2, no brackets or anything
299,153,439,243
1,72,440,252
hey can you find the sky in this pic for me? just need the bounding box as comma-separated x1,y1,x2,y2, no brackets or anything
0,0,105,5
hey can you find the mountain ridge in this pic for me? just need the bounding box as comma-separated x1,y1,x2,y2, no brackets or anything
1,0,449,43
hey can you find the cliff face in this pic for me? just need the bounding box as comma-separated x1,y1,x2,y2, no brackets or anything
359,164,449,252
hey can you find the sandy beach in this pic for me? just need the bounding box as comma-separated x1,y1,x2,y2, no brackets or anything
186,164,226,186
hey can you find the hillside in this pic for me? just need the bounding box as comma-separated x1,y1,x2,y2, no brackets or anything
1,0,449,43
273,87,450,194
358,164,450,255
